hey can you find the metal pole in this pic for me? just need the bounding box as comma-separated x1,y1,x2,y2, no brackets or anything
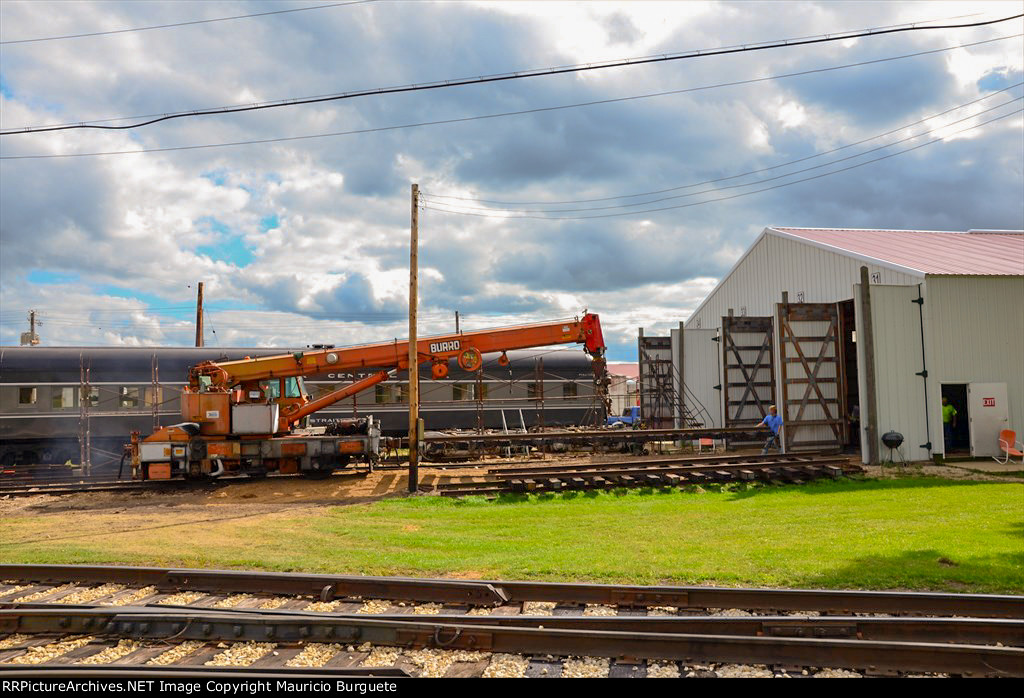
408,184,420,493
152,354,160,431
195,282,204,347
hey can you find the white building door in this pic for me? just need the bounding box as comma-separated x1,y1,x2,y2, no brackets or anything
968,382,1009,457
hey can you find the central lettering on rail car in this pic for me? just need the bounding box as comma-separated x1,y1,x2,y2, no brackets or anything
429,340,460,353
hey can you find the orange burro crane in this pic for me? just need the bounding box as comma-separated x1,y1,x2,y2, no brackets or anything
130,313,607,480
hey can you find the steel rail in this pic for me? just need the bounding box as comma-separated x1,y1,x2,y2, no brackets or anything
11,603,1019,646
1,565,1020,617
0,480,184,497
0,607,1020,677
0,664,409,678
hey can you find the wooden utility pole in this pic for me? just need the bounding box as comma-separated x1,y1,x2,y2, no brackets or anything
408,184,420,492
859,266,879,464
21,310,40,346
195,282,205,347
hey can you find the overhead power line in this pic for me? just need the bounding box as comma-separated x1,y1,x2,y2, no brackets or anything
421,109,1024,221
2,13,1020,135
0,1,376,45
0,10,990,132
3,34,1018,161
423,83,1024,209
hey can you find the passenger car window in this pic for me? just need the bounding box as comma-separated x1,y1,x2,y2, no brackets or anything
119,387,140,408
18,387,37,405
52,387,76,409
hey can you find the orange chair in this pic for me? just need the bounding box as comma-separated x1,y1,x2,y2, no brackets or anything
994,429,1024,465
694,437,719,454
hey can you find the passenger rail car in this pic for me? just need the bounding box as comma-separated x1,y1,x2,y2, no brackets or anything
0,346,602,466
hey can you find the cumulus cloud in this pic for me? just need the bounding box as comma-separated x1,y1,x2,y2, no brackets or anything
1,1,1021,359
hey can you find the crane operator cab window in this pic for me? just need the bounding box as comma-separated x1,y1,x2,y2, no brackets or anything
258,378,305,401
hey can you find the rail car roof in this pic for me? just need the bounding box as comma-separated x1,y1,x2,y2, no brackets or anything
0,346,594,383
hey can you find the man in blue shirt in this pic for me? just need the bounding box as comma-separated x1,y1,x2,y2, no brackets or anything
758,405,783,455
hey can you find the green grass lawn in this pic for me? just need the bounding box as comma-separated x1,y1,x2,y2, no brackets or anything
2,477,1021,593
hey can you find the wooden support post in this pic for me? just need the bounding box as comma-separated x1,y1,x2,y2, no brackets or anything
859,266,879,464
408,184,420,492
677,320,685,430
637,327,644,423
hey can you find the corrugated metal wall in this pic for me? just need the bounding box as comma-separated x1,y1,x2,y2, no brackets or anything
678,327,722,428
924,276,1024,455
685,232,921,331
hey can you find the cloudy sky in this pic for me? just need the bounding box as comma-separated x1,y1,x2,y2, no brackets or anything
1,1,1021,361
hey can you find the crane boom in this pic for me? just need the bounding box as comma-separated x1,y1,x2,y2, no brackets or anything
189,313,605,390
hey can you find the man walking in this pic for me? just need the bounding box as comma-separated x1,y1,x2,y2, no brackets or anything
758,405,783,455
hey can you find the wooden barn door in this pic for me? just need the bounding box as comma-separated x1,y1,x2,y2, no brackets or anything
777,302,845,451
721,315,776,433
638,333,675,429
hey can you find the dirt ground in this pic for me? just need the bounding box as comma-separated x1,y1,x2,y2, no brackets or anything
1,453,1019,522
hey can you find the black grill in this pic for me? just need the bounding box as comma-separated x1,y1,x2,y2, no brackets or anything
882,431,904,449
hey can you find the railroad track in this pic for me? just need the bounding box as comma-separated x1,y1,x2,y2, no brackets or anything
0,479,207,497
0,565,1020,677
434,453,861,496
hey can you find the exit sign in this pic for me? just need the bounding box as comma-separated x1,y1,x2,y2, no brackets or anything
983,397,996,407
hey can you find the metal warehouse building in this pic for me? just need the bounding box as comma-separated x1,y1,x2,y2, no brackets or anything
673,227,1024,463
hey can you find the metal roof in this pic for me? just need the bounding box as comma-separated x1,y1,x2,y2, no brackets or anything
769,227,1024,276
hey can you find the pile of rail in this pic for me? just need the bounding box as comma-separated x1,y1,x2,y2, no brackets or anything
433,452,860,497
420,425,771,461
0,565,1020,678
